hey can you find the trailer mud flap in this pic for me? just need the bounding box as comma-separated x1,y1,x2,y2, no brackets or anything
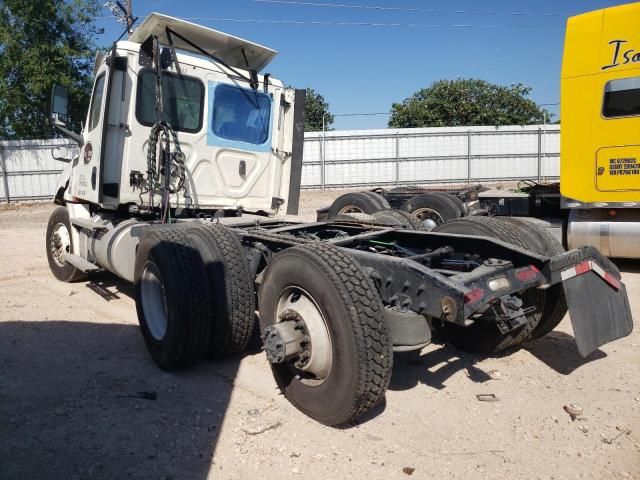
561,264,633,358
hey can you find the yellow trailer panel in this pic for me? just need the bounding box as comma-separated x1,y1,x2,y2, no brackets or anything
561,3,640,203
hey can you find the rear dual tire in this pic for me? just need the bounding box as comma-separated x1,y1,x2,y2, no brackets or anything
401,192,463,226
134,225,255,370
327,191,390,219
134,228,213,370
259,244,393,426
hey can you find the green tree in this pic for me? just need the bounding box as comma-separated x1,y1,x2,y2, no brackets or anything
388,79,550,128
303,88,334,132
0,0,99,140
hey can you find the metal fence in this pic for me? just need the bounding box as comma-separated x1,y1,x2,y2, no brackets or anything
0,139,75,203
302,124,560,189
0,125,560,202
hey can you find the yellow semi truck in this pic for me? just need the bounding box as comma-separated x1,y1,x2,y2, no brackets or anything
561,2,640,258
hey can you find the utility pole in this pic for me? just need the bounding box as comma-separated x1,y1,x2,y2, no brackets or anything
125,0,133,31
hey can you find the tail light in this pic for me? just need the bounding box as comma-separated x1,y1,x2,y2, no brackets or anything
464,288,484,305
515,265,540,283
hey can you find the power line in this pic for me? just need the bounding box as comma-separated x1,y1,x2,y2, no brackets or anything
177,16,563,29
253,0,569,17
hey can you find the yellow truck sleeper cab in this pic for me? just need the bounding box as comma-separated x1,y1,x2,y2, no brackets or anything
562,3,640,258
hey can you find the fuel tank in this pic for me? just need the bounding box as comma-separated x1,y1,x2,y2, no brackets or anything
567,209,640,259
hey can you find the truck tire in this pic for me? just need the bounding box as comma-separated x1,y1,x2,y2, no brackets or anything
401,193,460,226
497,218,568,341
134,228,213,371
372,209,429,230
327,191,390,219
186,224,256,357
432,218,546,354
258,243,393,426
45,206,87,283
430,192,466,217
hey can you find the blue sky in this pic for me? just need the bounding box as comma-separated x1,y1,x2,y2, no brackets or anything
97,0,627,130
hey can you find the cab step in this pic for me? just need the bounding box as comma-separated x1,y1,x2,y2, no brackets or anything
63,253,102,273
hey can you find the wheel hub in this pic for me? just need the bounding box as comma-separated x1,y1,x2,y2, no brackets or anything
263,310,310,367
338,205,364,215
270,287,333,383
140,261,169,341
49,222,71,267
413,207,444,225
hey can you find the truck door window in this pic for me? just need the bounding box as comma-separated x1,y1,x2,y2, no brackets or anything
88,74,106,131
603,77,640,118
136,70,204,133
211,84,271,145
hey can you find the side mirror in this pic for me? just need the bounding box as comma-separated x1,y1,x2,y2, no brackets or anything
49,84,83,147
51,146,74,163
50,84,69,123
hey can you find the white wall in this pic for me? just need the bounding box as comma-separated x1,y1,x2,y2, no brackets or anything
302,125,560,188
0,125,560,202
0,139,76,201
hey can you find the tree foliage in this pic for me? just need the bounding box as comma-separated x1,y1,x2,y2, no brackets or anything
0,0,99,140
388,79,549,128
303,88,334,132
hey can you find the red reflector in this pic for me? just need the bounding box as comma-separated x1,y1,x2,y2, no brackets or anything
464,288,484,305
604,272,621,290
515,265,540,282
574,261,592,275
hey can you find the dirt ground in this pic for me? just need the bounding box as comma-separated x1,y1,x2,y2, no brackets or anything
1,192,639,480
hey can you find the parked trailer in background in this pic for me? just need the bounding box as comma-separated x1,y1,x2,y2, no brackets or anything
46,13,633,426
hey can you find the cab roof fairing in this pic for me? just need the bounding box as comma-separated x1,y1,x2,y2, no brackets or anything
128,13,278,73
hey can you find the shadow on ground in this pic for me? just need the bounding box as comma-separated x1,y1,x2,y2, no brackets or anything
85,271,135,301
0,320,241,480
389,344,491,391
524,331,607,375
389,332,607,391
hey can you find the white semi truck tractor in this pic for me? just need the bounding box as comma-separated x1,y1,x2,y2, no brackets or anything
46,14,633,426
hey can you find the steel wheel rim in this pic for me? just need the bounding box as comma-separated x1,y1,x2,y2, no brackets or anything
276,286,333,386
412,207,444,225
338,205,364,215
140,261,169,341
50,222,71,267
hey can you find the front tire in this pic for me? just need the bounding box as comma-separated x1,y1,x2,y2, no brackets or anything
259,244,393,426
45,206,87,283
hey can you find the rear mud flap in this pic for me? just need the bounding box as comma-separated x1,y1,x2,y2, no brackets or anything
561,267,633,358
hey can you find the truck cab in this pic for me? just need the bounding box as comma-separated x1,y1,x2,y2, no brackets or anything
56,13,304,217
561,3,640,257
